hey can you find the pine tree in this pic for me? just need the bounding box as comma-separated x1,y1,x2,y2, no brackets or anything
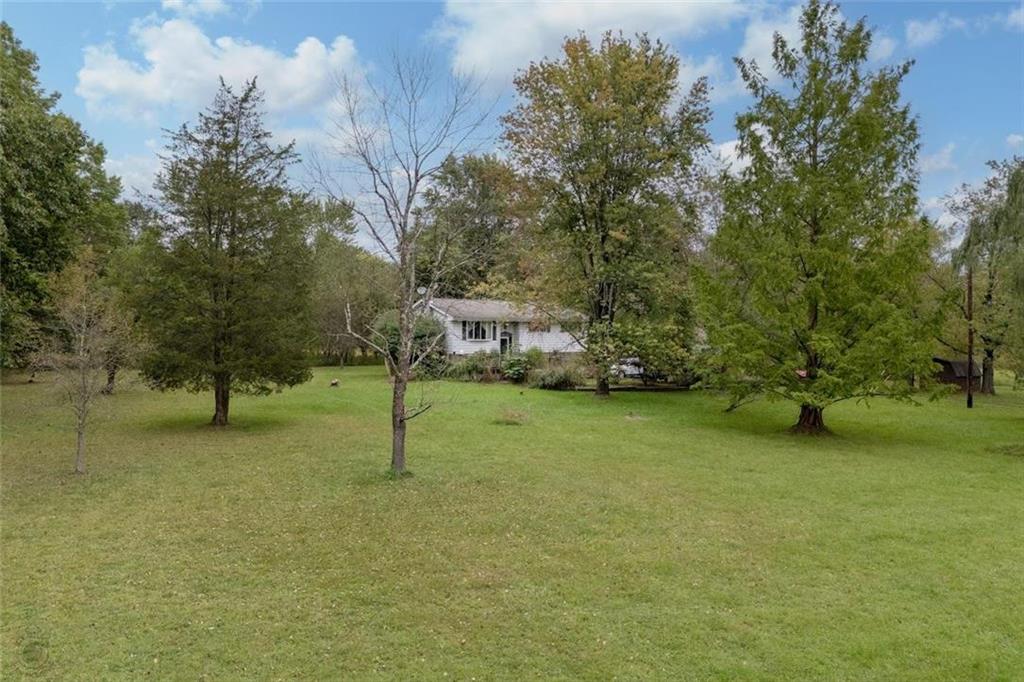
697,0,938,433
136,80,313,425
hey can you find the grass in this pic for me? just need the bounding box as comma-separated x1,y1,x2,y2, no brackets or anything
2,367,1023,680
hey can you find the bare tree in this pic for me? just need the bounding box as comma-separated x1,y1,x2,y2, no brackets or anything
34,250,134,474
313,52,488,476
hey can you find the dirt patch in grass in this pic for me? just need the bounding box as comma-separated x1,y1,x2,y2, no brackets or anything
988,443,1024,457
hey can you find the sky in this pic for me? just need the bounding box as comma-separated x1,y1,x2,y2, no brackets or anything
5,0,1024,229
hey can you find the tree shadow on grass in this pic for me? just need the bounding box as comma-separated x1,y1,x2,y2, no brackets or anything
139,411,295,434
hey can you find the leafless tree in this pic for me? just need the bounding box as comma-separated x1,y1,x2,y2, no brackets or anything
312,51,489,476
33,251,135,474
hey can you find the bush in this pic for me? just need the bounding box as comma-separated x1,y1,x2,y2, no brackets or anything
446,351,502,382
530,367,581,390
372,311,445,378
501,353,538,383
523,347,545,369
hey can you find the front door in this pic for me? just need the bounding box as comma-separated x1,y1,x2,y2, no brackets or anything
500,331,513,355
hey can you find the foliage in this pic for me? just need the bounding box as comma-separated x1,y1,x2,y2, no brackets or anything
945,157,1024,392
372,311,446,378
415,154,527,297
310,219,396,364
530,366,582,390
0,22,126,366
501,354,532,383
502,31,710,394
444,351,503,383
614,320,696,385
133,80,314,424
696,1,938,432
443,350,544,384
31,250,134,473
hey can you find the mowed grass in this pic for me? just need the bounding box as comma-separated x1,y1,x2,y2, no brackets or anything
2,367,1023,680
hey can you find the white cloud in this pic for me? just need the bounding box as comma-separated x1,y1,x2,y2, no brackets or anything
868,34,897,62
161,0,229,18
1006,6,1023,30
922,195,956,230
737,4,803,76
713,138,749,175
711,4,803,100
903,9,1021,48
105,152,162,198
905,14,970,48
76,17,358,121
436,0,748,86
1007,133,1024,149
920,143,957,173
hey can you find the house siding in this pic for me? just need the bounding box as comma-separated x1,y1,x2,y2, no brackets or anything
429,307,583,356
517,324,582,354
444,318,502,355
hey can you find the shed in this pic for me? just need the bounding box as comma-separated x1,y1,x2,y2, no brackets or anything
932,356,981,391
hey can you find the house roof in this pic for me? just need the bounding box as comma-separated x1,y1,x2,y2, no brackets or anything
933,356,982,378
429,297,551,322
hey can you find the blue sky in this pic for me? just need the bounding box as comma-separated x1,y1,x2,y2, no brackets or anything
5,0,1023,227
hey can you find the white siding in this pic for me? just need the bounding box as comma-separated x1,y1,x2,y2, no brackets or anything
517,324,583,354
427,305,583,355
443,318,501,355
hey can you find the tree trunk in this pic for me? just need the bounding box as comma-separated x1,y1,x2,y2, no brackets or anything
101,363,117,395
981,349,995,395
75,425,86,474
595,373,610,397
966,266,974,409
792,404,828,435
391,372,407,475
212,375,230,426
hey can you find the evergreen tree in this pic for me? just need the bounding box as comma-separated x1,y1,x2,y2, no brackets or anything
136,80,313,425
697,0,937,433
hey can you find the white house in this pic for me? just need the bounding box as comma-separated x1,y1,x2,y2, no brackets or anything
425,298,583,356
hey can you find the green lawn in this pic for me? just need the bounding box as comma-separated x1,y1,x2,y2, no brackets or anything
2,367,1022,680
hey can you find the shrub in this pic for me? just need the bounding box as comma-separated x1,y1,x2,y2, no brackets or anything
446,351,501,382
523,347,545,369
372,311,445,378
501,354,531,383
530,367,581,390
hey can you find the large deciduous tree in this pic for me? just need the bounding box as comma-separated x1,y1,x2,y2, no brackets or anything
502,32,710,396
136,80,314,426
697,0,937,434
1,22,125,366
310,211,397,365
948,157,1023,394
414,154,524,298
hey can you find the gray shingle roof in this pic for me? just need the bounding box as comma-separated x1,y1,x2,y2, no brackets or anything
429,298,542,322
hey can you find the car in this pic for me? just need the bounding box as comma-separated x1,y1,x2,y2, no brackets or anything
611,357,644,378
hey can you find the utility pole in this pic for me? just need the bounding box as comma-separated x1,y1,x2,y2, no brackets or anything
966,265,974,409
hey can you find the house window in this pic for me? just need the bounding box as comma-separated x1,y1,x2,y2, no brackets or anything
462,321,491,341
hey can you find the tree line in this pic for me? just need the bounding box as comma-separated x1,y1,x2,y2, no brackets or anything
2,1,1021,476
